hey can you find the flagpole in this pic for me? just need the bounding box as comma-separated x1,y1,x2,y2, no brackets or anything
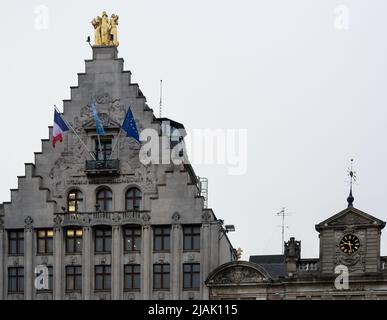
109,128,123,161
90,99,104,162
54,105,96,160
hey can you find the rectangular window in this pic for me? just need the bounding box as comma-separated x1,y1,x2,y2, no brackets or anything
8,230,24,255
153,264,170,290
36,266,53,292
183,263,200,289
95,228,112,253
95,265,111,291
124,227,141,252
153,226,171,252
95,137,113,161
8,267,24,293
66,266,82,292
66,228,83,254
124,264,141,290
183,225,201,251
37,229,54,254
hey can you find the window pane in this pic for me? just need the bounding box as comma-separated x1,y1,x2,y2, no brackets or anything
193,236,200,250
47,239,53,253
10,240,17,255
96,238,103,252
154,274,161,289
75,238,82,253
193,264,200,272
38,239,45,253
184,236,191,250
95,275,103,290
164,274,170,289
154,237,161,251
134,274,140,289
192,273,200,288
67,276,74,291
183,274,190,288
19,240,24,255
105,238,112,252
164,236,170,251
75,275,82,290
104,275,111,290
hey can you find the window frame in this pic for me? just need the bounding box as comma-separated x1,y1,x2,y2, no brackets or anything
153,226,171,252
123,226,141,252
96,188,113,212
183,225,201,251
8,267,24,293
95,265,111,291
124,264,141,291
67,189,84,213
65,265,82,292
65,228,83,254
8,229,24,256
95,137,113,161
183,263,200,290
125,188,142,211
37,229,54,255
94,227,112,253
153,264,170,290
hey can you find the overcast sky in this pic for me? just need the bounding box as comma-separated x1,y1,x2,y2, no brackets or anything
1,0,387,259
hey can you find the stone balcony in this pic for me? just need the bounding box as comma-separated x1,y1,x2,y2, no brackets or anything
85,159,120,176
54,210,150,228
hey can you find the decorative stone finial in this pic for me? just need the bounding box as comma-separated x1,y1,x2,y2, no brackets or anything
91,12,119,47
347,159,356,208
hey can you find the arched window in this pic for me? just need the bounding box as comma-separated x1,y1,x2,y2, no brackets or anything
67,190,83,213
96,188,113,211
126,188,142,211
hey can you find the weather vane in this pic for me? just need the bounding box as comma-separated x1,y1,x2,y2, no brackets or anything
347,159,357,207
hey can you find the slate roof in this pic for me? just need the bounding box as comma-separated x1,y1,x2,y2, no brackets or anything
249,255,287,278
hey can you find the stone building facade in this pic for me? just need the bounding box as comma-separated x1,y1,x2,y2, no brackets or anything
0,46,235,300
206,201,387,300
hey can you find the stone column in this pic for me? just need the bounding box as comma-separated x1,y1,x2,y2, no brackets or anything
200,223,210,300
141,224,151,300
0,217,4,300
112,225,122,300
53,218,63,300
24,216,34,300
82,225,92,300
171,223,181,300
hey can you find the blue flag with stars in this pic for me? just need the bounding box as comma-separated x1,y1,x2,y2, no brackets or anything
122,106,140,142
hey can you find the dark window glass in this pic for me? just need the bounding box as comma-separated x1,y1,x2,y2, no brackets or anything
8,230,24,255
124,227,141,252
96,138,112,161
124,264,141,290
183,226,201,251
95,228,112,253
67,190,83,213
153,226,171,252
66,266,82,291
96,188,113,211
95,265,111,291
8,267,24,293
183,263,200,289
66,229,83,254
126,188,142,210
153,264,170,290
36,266,53,291
37,229,54,254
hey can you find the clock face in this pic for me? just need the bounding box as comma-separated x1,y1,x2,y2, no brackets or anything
339,234,360,254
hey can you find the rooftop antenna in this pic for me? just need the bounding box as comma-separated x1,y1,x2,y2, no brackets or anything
276,207,291,254
159,80,163,118
347,158,357,207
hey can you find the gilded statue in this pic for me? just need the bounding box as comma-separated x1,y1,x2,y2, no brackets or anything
91,12,119,47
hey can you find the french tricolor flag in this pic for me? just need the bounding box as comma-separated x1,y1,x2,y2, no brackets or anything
53,109,69,148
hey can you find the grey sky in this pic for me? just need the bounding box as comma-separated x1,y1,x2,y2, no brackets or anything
0,0,386,259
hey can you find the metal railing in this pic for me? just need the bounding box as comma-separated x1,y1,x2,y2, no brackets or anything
298,259,319,272
85,159,120,175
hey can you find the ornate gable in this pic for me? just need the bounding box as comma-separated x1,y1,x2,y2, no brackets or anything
316,207,385,231
206,261,272,286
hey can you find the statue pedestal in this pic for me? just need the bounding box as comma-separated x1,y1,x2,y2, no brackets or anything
92,45,118,60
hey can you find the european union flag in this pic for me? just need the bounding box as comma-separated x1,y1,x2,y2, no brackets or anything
91,103,106,136
122,106,140,142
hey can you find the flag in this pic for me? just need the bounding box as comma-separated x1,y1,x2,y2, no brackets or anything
91,103,106,136
122,106,140,142
53,109,70,148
